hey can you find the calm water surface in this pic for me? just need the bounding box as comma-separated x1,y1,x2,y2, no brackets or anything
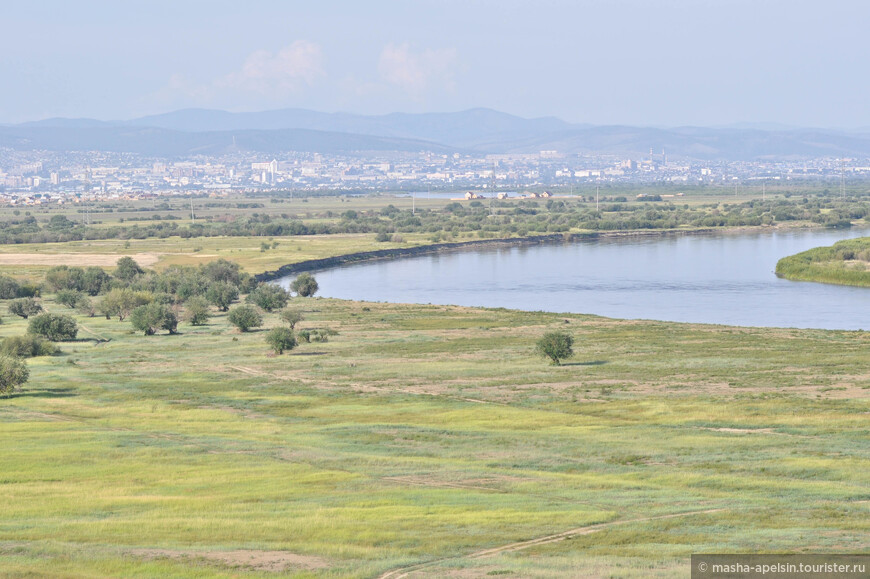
279,228,870,330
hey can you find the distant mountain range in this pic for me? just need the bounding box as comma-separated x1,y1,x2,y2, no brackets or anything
4,107,870,160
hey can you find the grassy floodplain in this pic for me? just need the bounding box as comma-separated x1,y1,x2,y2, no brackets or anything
0,291,868,577
776,237,870,287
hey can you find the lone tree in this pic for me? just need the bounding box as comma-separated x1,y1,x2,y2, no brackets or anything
279,309,304,329
8,298,43,319
129,303,178,335
227,305,263,332
535,331,574,365
245,283,289,312
290,273,319,297
28,313,78,342
265,327,297,354
0,354,29,395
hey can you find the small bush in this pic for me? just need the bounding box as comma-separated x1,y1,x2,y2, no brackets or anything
1,335,58,358
76,297,96,317
227,305,263,332
0,275,21,299
28,313,79,341
290,273,319,297
184,296,211,325
0,354,29,395
245,283,289,312
266,327,297,354
206,282,239,312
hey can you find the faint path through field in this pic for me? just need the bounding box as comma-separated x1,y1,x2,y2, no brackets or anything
376,508,726,579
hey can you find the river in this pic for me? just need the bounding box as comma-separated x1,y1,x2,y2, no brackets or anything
277,228,870,330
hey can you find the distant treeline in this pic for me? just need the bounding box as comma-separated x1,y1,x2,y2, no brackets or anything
775,237,870,288
0,196,867,244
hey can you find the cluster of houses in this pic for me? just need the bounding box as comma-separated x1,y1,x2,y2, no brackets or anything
463,190,553,201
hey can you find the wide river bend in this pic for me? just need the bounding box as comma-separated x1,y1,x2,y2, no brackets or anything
278,228,870,330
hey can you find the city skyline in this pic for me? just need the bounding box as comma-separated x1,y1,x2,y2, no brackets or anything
4,0,870,128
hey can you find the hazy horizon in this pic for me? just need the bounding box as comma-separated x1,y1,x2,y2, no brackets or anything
4,0,870,128
5,105,850,133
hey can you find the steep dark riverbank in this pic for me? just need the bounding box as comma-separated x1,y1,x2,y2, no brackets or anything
254,229,720,282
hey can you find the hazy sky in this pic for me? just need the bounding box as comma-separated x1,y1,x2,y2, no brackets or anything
3,0,869,127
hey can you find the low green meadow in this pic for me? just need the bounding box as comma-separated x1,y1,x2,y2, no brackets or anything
776,236,870,287
0,296,868,577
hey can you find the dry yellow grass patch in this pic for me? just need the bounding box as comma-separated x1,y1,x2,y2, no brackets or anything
0,252,161,267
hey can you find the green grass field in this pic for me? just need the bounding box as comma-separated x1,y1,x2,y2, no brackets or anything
0,294,868,577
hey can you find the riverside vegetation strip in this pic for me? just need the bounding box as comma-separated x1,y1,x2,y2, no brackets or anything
0,188,867,281
0,287,868,577
776,236,870,287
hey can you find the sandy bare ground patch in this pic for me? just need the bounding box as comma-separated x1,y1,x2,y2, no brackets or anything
0,252,160,267
128,548,329,572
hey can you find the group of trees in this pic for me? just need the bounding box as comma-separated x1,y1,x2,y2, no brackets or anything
0,256,324,393
38,256,319,340
0,305,79,394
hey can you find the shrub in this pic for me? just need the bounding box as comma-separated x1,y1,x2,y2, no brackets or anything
82,267,112,295
535,331,574,365
290,273,319,297
206,282,239,312
201,258,243,285
15,283,41,298
245,283,289,312
227,305,263,332
8,298,43,319
28,313,79,341
0,355,29,395
297,328,335,343
114,256,144,281
129,303,178,335
56,289,84,309
76,297,96,317
265,327,297,354
279,309,304,329
45,265,83,292
0,275,21,299
1,335,58,358
184,296,211,325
